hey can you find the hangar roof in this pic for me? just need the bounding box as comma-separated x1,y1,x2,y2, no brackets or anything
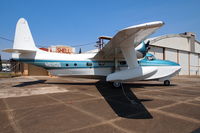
148,33,200,54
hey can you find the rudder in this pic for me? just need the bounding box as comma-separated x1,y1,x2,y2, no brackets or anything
13,18,37,51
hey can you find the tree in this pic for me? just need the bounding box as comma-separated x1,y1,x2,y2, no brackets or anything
79,48,82,54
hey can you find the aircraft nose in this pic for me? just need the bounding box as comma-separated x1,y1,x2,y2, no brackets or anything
176,65,181,72
164,60,181,74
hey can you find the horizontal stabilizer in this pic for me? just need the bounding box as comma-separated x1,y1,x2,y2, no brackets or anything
2,49,36,53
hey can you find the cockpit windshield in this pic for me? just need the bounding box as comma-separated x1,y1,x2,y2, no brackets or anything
147,55,156,60
146,53,156,60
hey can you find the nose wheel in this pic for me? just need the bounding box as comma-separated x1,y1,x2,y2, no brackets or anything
164,80,170,86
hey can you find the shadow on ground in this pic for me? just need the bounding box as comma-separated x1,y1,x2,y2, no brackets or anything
13,80,47,87
192,128,200,133
47,80,155,119
12,79,173,119
95,81,153,119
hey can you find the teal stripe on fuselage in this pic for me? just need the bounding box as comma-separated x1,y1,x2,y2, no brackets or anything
14,59,114,69
13,58,180,69
139,59,180,66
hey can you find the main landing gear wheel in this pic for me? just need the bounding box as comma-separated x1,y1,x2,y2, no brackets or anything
112,82,121,88
164,80,170,86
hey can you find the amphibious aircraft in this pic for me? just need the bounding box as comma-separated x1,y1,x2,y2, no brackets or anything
3,18,181,87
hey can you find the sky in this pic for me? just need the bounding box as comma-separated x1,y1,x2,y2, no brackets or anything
0,0,200,59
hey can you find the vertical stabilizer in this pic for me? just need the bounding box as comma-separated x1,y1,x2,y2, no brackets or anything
13,18,37,51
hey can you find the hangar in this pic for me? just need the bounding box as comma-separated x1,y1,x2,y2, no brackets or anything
9,32,200,76
148,32,200,76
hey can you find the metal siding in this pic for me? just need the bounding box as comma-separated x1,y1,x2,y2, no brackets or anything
190,53,199,75
151,37,190,51
165,48,177,62
149,46,163,59
149,46,156,54
148,49,155,55
195,41,200,53
155,47,163,60
199,55,200,76
179,51,189,75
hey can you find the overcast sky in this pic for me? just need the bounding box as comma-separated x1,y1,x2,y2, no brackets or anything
0,0,200,59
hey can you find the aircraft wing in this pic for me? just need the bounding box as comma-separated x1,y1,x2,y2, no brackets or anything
94,21,164,82
94,21,164,66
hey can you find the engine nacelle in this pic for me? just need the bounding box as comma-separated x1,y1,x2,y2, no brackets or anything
106,66,157,82
135,41,150,58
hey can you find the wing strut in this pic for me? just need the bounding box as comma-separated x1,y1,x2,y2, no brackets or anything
121,47,138,69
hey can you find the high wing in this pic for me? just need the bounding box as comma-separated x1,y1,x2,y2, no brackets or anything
94,21,164,67
93,21,164,82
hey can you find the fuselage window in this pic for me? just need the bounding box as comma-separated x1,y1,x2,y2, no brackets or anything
86,62,92,66
98,62,105,66
119,61,126,65
66,64,69,67
74,63,77,66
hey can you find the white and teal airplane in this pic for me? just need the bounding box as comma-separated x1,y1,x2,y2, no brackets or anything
3,18,181,87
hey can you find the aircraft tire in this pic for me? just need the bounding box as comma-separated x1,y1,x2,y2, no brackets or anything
164,80,170,86
111,82,121,88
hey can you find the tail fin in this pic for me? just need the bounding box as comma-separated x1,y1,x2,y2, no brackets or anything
13,18,37,51
3,18,37,53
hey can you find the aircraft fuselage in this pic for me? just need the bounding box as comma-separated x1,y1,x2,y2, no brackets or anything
13,52,181,82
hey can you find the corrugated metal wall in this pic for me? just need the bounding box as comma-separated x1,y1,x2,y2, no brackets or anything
165,49,177,62
178,51,189,75
190,53,199,75
149,47,163,59
150,45,200,76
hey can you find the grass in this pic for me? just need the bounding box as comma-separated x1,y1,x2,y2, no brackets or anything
0,72,22,78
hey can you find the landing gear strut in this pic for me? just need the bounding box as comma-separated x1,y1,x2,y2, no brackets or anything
164,80,170,86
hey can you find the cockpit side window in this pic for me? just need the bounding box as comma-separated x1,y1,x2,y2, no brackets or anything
147,55,156,60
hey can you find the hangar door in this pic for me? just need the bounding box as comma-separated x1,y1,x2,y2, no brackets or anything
199,55,200,76
165,48,178,63
179,51,189,75
190,53,199,75
149,46,163,59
